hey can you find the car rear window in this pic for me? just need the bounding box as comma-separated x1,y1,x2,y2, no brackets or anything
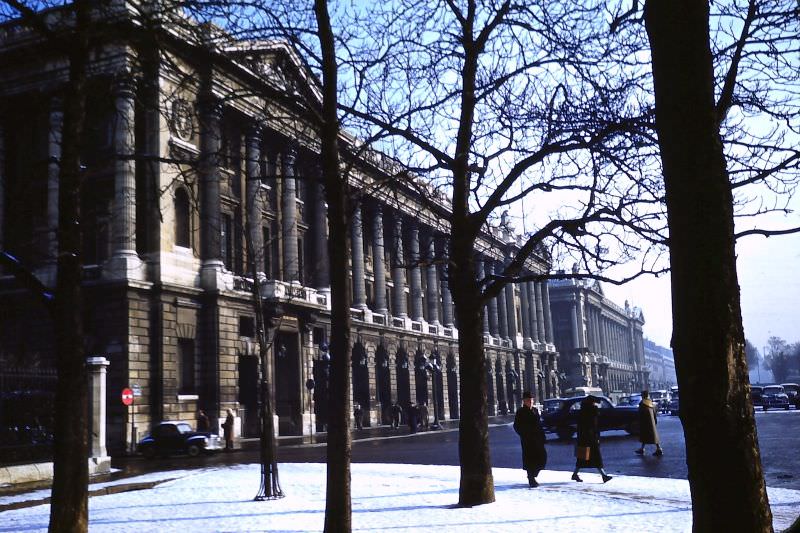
543,400,564,412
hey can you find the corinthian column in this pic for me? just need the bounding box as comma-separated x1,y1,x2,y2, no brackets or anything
245,127,264,276
425,234,440,325
199,93,224,288
371,205,388,315
391,215,407,317
282,148,299,282
408,222,423,321
106,76,143,280
351,203,367,309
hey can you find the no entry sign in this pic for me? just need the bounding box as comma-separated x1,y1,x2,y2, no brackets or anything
121,387,134,406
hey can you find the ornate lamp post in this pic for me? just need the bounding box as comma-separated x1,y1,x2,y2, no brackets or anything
424,355,442,429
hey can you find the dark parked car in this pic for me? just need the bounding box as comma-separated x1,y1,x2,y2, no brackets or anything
667,389,679,415
138,421,223,459
761,385,790,411
541,395,639,440
751,385,764,407
781,383,799,408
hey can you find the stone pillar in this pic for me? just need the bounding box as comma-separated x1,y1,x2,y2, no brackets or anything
528,282,540,343
497,283,508,340
570,300,580,350
245,127,264,276
505,283,517,342
87,356,111,473
534,282,546,343
520,279,531,344
351,203,367,309
487,262,499,336
199,95,224,288
371,205,388,315
391,215,407,317
106,76,143,280
281,148,299,282
542,281,554,344
47,99,62,265
313,178,330,289
477,259,490,335
576,295,586,350
408,223,424,321
425,235,439,325
441,266,454,328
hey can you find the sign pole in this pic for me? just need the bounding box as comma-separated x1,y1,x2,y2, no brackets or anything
121,387,135,454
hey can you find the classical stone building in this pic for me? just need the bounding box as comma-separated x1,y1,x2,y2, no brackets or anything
548,278,648,398
0,4,558,457
643,338,677,390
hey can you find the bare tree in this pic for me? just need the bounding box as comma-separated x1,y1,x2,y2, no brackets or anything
641,0,798,529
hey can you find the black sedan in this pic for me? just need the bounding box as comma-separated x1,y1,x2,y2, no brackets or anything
541,395,640,440
138,421,223,459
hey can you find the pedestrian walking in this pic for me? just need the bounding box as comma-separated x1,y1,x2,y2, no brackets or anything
513,391,547,487
571,396,612,483
419,403,429,431
222,409,235,451
407,403,418,433
353,403,364,430
196,409,210,433
635,390,664,456
390,402,402,429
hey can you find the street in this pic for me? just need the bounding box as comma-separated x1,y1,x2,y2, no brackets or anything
110,409,800,491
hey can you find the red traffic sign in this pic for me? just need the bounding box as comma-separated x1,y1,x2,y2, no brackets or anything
121,388,134,406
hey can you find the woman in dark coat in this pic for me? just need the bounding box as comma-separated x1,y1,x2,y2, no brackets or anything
571,396,612,483
635,390,664,456
513,391,547,487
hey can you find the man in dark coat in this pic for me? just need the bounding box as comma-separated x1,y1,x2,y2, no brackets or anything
513,391,547,487
571,396,612,483
635,390,664,456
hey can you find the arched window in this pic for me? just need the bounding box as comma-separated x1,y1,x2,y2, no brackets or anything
175,187,191,248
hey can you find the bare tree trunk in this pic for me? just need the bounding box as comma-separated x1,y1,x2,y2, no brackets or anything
645,1,772,530
49,1,90,531
450,233,494,507
314,1,352,531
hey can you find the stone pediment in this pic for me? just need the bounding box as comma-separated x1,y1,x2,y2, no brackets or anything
222,40,322,106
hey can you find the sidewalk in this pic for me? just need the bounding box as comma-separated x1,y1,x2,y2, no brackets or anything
2,462,799,532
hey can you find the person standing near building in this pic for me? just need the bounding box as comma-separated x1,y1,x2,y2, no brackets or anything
571,396,612,483
513,391,547,487
390,402,402,429
419,403,429,431
196,410,210,433
635,390,664,456
353,403,363,430
222,409,235,451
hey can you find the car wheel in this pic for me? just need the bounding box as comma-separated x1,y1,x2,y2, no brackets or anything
142,446,155,460
187,443,201,457
556,427,573,440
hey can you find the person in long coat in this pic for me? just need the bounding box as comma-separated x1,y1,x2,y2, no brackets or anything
222,409,235,451
571,396,612,483
513,391,547,487
635,390,664,456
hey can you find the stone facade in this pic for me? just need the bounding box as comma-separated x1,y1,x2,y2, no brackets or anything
0,4,559,457
548,279,648,399
643,338,677,390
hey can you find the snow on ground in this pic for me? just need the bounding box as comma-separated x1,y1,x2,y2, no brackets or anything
1,463,799,532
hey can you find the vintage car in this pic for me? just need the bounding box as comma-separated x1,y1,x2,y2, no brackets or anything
541,395,639,440
780,383,800,408
761,385,790,411
667,389,679,415
138,421,223,459
751,385,764,407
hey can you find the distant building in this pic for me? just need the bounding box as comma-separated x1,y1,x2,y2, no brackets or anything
548,278,648,399
643,339,677,390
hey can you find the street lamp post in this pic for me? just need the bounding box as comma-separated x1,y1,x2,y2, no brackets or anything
424,355,442,429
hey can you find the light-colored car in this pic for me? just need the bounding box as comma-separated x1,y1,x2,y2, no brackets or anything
761,385,790,411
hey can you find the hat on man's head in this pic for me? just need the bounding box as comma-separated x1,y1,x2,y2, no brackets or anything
522,391,533,399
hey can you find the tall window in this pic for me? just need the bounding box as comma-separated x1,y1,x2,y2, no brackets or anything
222,213,233,269
174,187,191,248
177,338,195,394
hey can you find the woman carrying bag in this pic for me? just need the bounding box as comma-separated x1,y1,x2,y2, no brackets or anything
571,396,613,483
